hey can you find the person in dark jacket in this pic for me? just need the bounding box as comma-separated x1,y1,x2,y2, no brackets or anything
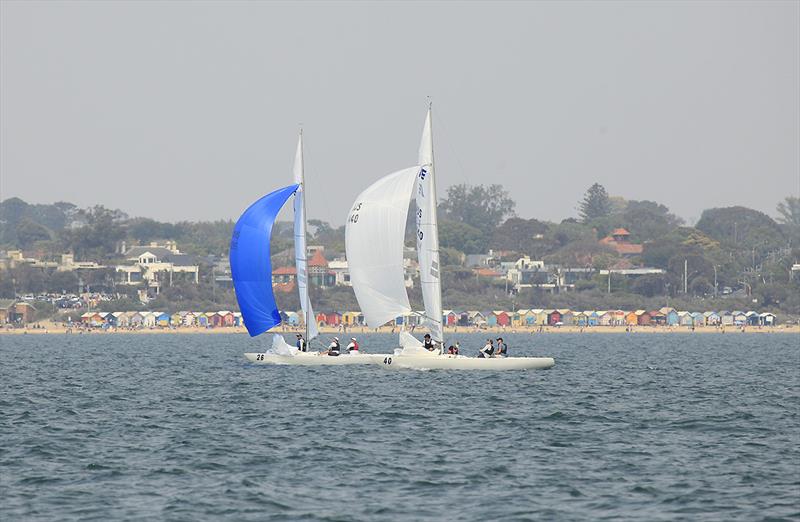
322,337,341,356
478,339,494,358
496,337,507,357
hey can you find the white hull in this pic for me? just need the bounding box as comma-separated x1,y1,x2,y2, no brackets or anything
244,351,387,366
381,354,555,371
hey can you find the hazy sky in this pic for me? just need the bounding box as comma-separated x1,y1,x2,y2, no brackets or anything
1,1,798,227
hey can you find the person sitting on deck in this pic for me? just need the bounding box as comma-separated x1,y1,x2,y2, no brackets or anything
478,339,494,358
346,337,359,353
322,337,341,356
296,334,307,352
496,337,507,357
447,342,460,356
423,334,435,351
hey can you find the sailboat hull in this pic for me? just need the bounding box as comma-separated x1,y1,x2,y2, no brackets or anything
244,352,387,366
381,354,555,371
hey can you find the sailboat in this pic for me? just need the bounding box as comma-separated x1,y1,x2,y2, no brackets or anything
346,105,554,371
237,131,386,366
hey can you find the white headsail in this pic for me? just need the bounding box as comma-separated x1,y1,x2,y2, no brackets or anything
346,166,421,328
292,131,319,340
416,107,444,342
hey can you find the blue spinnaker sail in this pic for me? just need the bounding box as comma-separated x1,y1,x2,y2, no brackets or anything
230,183,299,337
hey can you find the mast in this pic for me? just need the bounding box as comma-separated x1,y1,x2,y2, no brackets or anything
293,128,316,347
417,101,444,344
300,129,310,346
428,103,444,346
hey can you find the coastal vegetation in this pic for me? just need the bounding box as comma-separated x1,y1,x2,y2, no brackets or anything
1,190,798,321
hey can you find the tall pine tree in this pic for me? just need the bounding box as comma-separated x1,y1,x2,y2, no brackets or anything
579,183,611,223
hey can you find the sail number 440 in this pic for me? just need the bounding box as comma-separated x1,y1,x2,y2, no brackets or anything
349,203,362,224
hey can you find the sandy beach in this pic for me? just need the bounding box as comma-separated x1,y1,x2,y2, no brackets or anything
3,321,798,335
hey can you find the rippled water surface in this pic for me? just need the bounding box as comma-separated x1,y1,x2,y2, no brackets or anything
1,332,798,521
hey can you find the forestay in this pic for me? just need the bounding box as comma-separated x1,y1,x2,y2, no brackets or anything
416,108,444,343
230,183,299,337
346,166,420,328
292,133,319,340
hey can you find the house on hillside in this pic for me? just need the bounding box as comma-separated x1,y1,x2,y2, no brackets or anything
115,242,199,297
599,228,644,257
308,250,336,288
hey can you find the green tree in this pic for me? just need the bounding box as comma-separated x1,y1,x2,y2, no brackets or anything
47,271,79,294
438,220,487,254
16,219,52,248
578,183,611,223
439,184,516,235
490,218,555,257
621,200,683,242
696,206,785,251
776,196,800,226
631,274,668,297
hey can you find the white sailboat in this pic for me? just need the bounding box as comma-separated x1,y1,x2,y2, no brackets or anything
347,105,554,371
240,131,386,366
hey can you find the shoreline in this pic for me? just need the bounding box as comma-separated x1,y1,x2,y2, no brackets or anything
3,321,798,335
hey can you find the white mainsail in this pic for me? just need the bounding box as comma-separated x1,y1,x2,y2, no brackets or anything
345,166,421,328
292,131,319,340
416,107,444,343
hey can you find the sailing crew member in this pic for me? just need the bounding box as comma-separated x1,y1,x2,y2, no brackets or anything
423,334,435,351
296,334,307,352
496,337,507,357
325,337,341,356
447,342,460,355
346,337,359,353
478,339,494,358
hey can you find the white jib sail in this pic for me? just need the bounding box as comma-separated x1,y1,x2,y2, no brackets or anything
416,108,444,343
293,131,319,340
346,166,420,328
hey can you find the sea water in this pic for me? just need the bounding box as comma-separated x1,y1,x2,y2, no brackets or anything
1,332,798,521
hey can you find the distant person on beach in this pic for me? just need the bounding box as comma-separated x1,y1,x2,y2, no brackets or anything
346,337,359,353
478,338,494,358
496,337,507,357
423,334,435,351
296,334,306,352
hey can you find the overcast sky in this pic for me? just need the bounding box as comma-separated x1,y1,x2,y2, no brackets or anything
1,1,798,227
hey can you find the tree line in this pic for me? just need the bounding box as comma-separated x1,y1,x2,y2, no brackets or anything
1,189,799,316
